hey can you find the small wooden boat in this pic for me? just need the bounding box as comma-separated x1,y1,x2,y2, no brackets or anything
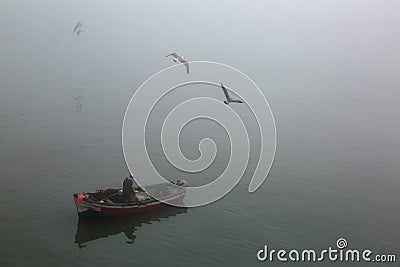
73,180,187,217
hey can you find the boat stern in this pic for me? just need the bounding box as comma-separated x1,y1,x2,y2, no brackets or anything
73,193,89,214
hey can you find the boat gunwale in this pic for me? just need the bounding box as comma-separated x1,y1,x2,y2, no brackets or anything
74,188,186,208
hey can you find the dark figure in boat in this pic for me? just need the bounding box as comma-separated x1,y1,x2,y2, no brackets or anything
122,174,138,203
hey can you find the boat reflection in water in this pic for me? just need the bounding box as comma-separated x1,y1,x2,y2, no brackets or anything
74,206,188,248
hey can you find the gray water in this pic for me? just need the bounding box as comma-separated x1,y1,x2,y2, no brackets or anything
1,0,399,266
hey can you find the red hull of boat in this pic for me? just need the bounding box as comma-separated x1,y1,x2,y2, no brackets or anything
74,194,184,217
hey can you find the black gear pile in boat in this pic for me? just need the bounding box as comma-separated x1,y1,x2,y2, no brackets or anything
78,180,188,205
86,188,148,204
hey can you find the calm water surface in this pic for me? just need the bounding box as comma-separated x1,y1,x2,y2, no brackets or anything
0,0,399,266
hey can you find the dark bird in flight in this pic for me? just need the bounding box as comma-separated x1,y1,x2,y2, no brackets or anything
220,83,243,105
73,21,82,32
166,52,189,74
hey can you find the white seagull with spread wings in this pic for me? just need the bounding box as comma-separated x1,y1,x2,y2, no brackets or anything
166,52,189,74
220,83,244,105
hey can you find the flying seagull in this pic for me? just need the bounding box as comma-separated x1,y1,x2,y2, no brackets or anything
220,83,243,105
166,52,189,74
73,22,82,32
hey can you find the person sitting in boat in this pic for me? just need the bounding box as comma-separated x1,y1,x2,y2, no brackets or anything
122,174,137,203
